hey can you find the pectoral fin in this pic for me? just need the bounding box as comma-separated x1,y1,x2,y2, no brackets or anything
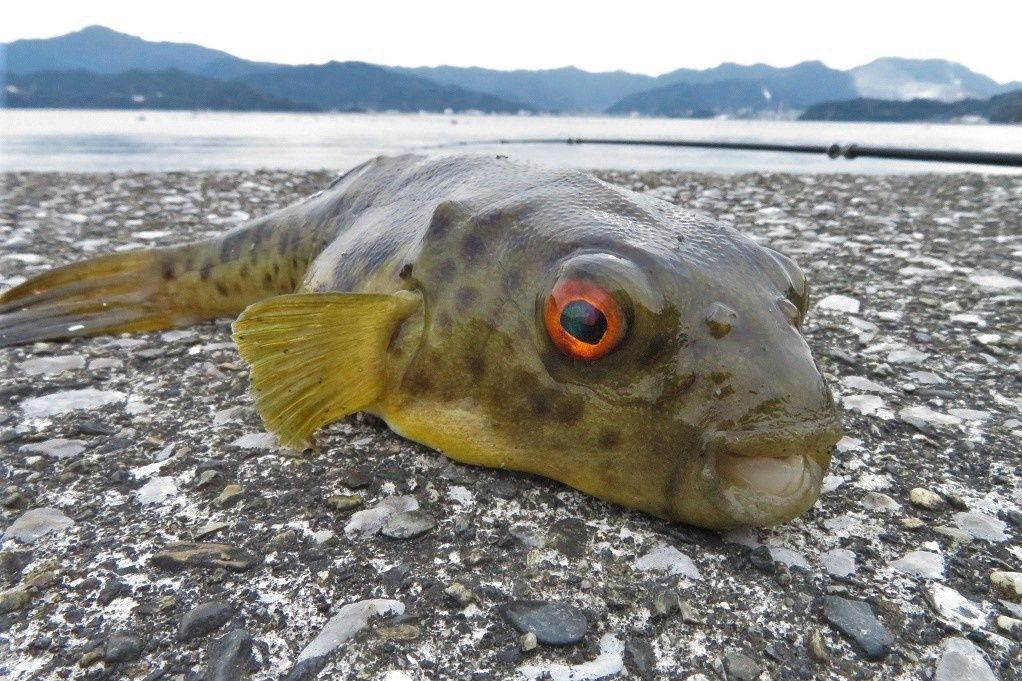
232,290,421,448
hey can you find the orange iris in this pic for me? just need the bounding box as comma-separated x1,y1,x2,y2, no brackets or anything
544,279,624,361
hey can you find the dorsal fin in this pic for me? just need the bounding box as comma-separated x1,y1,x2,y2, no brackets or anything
232,291,420,448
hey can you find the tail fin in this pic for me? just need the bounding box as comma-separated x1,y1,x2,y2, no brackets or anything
0,223,316,347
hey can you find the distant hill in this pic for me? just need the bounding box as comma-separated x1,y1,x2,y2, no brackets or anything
606,80,774,117
798,89,1022,123
3,69,317,111
238,61,529,113
849,58,1010,102
393,65,653,113
606,61,857,116
2,25,273,78
2,26,1020,118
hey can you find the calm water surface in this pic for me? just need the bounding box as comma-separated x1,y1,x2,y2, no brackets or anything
2,109,1020,174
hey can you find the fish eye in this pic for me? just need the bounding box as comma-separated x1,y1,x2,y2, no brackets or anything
544,279,625,361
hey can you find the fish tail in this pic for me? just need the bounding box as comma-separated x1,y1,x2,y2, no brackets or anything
0,216,319,347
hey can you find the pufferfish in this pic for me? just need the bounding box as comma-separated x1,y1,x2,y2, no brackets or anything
0,154,842,529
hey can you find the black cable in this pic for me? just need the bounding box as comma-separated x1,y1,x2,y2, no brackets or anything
437,137,1022,168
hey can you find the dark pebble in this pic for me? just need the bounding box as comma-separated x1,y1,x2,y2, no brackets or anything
749,545,777,573
282,657,327,681
724,651,762,681
503,600,587,646
823,596,894,660
104,633,143,663
625,638,656,679
202,628,253,681
548,517,590,558
97,579,130,606
179,601,233,641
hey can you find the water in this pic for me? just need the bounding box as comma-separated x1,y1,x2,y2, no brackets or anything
2,109,1020,174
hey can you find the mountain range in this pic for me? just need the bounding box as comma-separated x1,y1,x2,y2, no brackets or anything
2,25,1020,119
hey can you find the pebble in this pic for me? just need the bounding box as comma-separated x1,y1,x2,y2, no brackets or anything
909,487,943,510
179,601,233,641
0,587,31,614
294,599,404,664
381,510,436,539
17,354,86,376
807,628,830,663
990,571,1022,601
632,544,701,580
823,596,894,660
444,582,475,606
816,294,860,313
344,495,418,538
151,542,262,572
890,550,945,579
923,584,987,630
214,484,245,507
2,507,75,543
624,639,655,678
723,651,761,681
202,628,254,681
325,494,364,512
820,548,856,578
952,512,1008,542
21,388,126,418
933,637,997,681
104,633,143,663
503,600,588,646
19,438,87,459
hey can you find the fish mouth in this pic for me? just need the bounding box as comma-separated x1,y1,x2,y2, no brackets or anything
694,420,843,527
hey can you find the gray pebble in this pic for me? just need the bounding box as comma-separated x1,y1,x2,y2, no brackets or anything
723,650,762,681
202,628,253,681
2,507,74,543
823,596,894,660
104,633,143,663
503,600,587,646
381,510,436,539
179,601,233,641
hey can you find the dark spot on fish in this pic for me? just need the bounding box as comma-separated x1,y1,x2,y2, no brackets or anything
598,429,621,449
288,276,297,290
466,354,485,379
215,282,229,296
272,263,281,276
160,260,176,281
434,259,456,283
239,264,250,279
554,398,583,424
429,201,464,239
528,392,551,417
436,310,453,333
501,268,522,293
459,234,484,262
399,263,413,279
251,222,266,246
233,283,242,295
182,254,194,271
263,272,273,287
200,263,214,281
455,286,478,312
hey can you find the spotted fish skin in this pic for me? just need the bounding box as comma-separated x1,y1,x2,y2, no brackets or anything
1,155,842,529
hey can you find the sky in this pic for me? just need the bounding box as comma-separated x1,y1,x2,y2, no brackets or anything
3,1,1021,83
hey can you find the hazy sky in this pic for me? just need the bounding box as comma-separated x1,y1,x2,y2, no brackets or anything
4,1,1021,83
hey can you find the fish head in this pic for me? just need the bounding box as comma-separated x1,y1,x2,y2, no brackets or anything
389,173,842,529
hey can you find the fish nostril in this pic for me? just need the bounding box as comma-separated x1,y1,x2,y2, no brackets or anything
705,302,738,339
777,298,802,328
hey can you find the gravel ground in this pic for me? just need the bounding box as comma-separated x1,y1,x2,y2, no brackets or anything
1,167,1021,681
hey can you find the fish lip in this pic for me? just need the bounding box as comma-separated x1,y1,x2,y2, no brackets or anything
696,419,843,527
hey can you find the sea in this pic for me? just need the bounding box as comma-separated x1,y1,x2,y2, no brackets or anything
2,109,1021,175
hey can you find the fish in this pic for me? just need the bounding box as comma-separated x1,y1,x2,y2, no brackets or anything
0,154,842,529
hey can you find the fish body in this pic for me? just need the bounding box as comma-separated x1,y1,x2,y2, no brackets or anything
1,155,842,529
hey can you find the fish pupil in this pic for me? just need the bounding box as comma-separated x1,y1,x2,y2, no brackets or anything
560,300,607,345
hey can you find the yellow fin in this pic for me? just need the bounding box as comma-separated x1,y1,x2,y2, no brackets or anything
232,291,420,448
